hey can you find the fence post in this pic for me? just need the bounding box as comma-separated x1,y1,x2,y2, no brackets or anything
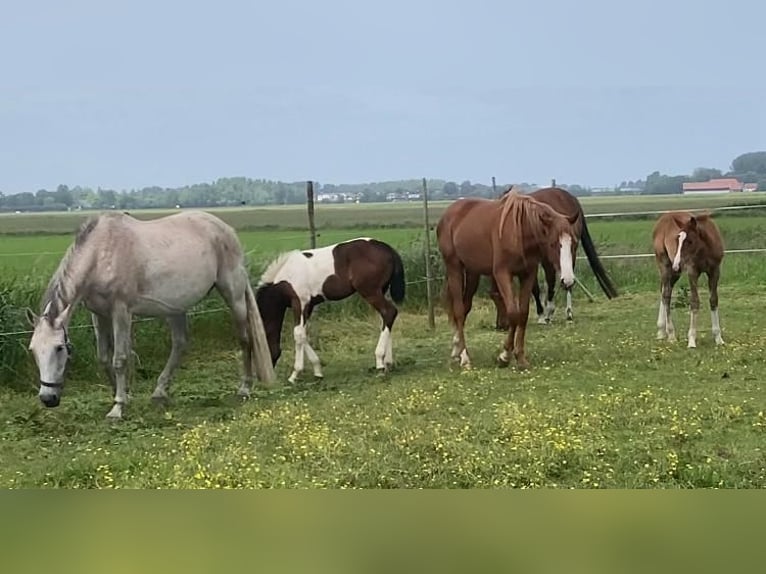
306,181,317,249
422,178,435,329
551,178,556,188
492,176,497,198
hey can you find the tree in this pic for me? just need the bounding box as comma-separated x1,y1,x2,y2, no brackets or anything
442,181,459,197
731,152,766,176
690,167,723,182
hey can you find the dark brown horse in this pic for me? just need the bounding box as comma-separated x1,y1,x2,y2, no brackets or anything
490,187,618,329
653,211,724,348
437,189,576,370
255,238,405,383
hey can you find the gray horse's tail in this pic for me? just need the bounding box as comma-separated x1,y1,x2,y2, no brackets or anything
245,281,277,386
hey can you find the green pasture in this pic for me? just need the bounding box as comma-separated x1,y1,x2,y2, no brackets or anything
1,290,765,488
2,197,766,488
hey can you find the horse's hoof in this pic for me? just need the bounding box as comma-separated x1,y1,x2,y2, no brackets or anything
313,374,324,381
516,360,530,371
151,392,169,405
566,311,573,321
376,367,389,376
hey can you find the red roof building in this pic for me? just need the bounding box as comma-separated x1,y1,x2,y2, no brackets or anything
682,178,743,194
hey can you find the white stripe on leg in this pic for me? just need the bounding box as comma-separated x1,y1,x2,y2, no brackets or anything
711,309,724,345
384,327,393,367
303,341,323,378
375,328,388,370
289,323,306,384
687,309,698,348
656,300,666,340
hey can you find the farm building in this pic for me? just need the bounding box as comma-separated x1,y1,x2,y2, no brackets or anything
682,178,743,195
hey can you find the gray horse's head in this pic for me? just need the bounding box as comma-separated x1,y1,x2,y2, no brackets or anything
26,307,74,408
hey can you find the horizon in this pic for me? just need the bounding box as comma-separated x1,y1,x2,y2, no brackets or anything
1,1,764,195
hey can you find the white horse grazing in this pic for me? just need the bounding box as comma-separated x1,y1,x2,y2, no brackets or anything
26,211,275,419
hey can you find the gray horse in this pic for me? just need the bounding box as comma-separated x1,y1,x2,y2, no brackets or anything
26,210,275,419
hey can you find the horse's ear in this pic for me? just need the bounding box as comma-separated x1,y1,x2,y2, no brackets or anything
686,216,698,231
54,304,74,328
25,308,38,326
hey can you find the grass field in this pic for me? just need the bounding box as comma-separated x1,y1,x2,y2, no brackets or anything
2,194,766,488
2,192,766,235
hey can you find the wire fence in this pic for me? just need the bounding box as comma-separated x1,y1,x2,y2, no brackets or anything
3,200,766,339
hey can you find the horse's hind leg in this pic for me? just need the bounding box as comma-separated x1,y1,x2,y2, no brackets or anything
687,269,700,348
565,286,574,322
445,264,471,367
151,314,189,402
359,289,398,373
708,266,724,345
532,276,546,325
542,261,557,323
216,276,254,397
91,313,115,390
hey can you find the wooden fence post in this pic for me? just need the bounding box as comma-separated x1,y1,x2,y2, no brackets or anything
422,178,435,329
492,176,497,198
306,181,317,249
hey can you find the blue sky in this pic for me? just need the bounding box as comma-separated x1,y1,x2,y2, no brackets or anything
1,0,763,193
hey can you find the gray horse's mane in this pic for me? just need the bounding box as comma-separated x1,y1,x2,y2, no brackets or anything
41,216,100,320
258,250,300,286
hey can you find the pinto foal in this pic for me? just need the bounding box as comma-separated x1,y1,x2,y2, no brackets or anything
255,238,405,383
653,212,724,348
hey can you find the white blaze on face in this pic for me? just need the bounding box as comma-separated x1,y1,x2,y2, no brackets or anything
672,231,687,272
559,234,575,288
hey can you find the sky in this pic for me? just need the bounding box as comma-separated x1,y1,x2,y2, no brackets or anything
1,0,764,193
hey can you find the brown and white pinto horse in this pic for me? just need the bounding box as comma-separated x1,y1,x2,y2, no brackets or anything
490,186,618,329
437,189,576,370
255,238,405,383
653,211,724,348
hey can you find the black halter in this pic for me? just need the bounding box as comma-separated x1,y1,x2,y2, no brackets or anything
38,326,73,389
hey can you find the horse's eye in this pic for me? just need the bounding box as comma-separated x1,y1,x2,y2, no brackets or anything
55,345,65,353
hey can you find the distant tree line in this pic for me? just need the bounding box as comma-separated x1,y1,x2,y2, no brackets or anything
1,152,765,212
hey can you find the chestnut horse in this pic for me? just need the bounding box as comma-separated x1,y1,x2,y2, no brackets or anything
653,211,724,348
437,190,576,370
255,238,405,383
490,186,618,329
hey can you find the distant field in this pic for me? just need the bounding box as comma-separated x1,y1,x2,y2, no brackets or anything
2,193,766,235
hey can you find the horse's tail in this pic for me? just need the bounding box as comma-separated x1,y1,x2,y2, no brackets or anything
388,247,406,304
579,216,619,299
245,280,277,386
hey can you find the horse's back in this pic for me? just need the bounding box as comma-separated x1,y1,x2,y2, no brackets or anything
437,198,498,272
91,211,244,313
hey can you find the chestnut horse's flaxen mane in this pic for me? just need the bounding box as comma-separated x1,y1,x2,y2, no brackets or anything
498,189,569,256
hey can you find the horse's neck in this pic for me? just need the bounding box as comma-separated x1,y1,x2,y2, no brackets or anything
44,246,92,323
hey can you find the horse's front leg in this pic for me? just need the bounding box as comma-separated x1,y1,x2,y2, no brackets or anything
493,266,517,367
512,272,536,370
91,313,115,390
288,314,307,384
106,305,132,419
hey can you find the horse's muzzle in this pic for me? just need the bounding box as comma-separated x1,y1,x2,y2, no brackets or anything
39,380,63,408
39,393,61,408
